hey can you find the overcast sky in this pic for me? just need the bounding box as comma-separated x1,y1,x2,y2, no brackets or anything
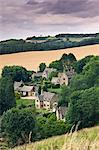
0,0,99,40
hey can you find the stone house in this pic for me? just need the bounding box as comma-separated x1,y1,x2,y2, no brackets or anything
42,68,56,79
14,81,23,91
51,73,68,86
19,85,35,97
35,92,58,110
58,73,68,86
51,77,60,85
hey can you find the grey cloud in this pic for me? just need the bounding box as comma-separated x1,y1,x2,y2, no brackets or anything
27,0,99,18
0,0,99,40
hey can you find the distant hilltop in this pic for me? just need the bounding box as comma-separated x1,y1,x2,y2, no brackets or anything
26,33,99,43
0,33,99,55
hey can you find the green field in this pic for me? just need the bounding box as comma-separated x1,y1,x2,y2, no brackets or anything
13,126,99,150
16,99,35,108
48,88,62,94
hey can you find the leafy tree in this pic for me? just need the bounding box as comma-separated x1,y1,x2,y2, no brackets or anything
2,66,31,82
36,114,67,140
66,87,99,129
73,55,94,73
39,63,46,72
0,77,16,115
82,56,99,87
70,56,99,91
70,74,88,91
1,108,36,147
49,71,58,80
38,86,41,95
61,53,76,64
68,53,77,62
58,85,70,107
49,60,63,72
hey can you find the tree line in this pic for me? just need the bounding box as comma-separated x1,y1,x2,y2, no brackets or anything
0,36,99,55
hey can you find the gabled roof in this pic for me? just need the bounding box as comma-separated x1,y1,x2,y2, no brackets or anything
43,68,56,73
34,72,43,77
20,85,34,92
14,81,23,91
38,92,56,101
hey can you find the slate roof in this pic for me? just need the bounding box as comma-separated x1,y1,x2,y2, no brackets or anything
44,68,56,72
38,92,55,102
20,85,34,92
14,81,23,91
34,72,43,77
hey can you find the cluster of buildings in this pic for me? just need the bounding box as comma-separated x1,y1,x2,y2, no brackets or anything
14,67,75,121
33,67,75,86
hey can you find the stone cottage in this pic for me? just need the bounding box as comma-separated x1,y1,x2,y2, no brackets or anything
19,85,35,97
42,68,56,79
35,92,58,110
51,73,68,86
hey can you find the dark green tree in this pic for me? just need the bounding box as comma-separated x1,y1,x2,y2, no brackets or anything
66,87,99,129
70,56,99,91
1,108,36,147
0,77,16,115
39,63,46,72
73,55,93,73
2,66,31,82
49,60,63,72
58,85,70,107
49,71,58,80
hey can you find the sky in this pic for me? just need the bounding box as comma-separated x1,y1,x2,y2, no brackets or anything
0,0,99,40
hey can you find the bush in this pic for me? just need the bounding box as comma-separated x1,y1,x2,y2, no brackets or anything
1,108,36,147
36,114,67,140
15,92,21,99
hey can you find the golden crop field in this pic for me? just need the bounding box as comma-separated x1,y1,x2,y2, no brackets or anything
0,44,99,72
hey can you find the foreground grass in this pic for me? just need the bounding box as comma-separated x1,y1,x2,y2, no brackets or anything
12,126,99,150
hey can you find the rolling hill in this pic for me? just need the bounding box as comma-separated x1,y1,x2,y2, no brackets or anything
0,44,99,72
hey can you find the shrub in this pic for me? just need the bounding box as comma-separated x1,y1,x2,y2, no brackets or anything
15,92,21,99
1,108,36,147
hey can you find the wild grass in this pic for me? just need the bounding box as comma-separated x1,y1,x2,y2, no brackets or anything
12,126,99,150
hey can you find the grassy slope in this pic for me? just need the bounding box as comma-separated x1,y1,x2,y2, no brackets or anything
13,126,99,150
